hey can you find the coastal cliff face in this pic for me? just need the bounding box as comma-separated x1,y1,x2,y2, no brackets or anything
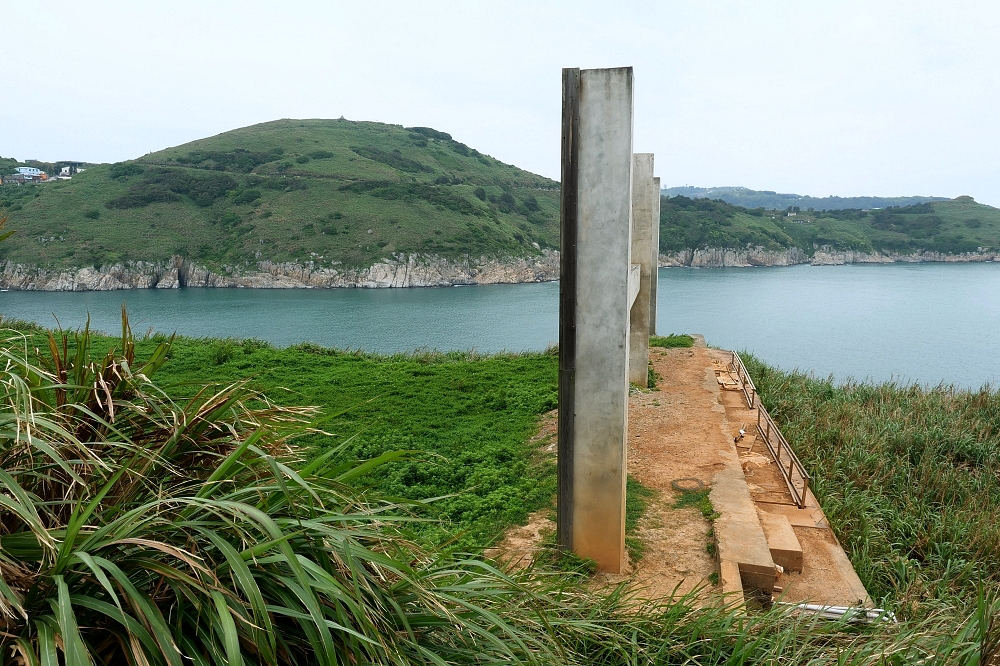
660,246,1000,268
0,251,561,291
2,244,997,291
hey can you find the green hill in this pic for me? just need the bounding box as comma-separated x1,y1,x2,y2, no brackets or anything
661,186,947,211
0,119,559,271
660,195,1000,256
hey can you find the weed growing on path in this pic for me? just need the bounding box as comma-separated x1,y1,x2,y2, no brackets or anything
650,334,695,348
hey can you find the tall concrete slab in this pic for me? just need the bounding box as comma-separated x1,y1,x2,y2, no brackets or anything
650,177,660,335
558,66,634,573
629,154,656,386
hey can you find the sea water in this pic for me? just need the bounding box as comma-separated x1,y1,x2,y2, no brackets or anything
1,262,998,389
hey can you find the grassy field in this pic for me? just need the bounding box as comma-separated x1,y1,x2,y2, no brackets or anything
3,317,999,662
0,119,559,272
744,354,1000,620
661,194,1000,256
4,321,561,551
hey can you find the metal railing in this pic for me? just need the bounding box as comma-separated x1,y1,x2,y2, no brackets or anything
729,351,757,409
730,351,811,509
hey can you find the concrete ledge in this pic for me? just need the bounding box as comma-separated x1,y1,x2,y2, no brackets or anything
712,463,776,593
720,559,743,598
825,542,873,606
759,511,803,573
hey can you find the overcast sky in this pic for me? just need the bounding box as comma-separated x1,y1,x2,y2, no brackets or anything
6,1,1000,204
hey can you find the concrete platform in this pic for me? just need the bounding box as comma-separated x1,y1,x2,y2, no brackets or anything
758,511,803,573
707,347,873,608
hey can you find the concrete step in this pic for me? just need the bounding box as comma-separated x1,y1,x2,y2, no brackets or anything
758,511,803,573
711,462,776,594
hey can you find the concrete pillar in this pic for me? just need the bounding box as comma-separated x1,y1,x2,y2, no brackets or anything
628,154,656,386
650,177,660,335
558,66,634,573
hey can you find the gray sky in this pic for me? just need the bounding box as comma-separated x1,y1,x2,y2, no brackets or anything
6,1,1000,204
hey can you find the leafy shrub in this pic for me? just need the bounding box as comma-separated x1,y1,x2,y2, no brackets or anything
232,188,263,205
83,209,100,220
406,126,452,141
108,162,145,180
498,191,516,214
435,175,451,184
350,146,432,173
341,180,482,216
175,147,283,172
308,149,334,159
295,155,310,164
106,168,237,209
451,141,470,156
524,194,540,212
474,187,487,201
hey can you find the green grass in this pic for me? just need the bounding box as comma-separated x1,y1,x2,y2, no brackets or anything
0,119,559,272
649,334,695,348
11,327,560,552
743,353,1000,619
625,476,655,563
661,194,1000,256
4,320,1000,662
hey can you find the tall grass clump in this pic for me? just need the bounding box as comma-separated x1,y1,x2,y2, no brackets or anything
1,307,996,664
0,310,567,665
742,354,1000,619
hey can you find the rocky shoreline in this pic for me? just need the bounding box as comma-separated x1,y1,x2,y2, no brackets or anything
658,246,999,268
1,245,997,291
0,251,561,291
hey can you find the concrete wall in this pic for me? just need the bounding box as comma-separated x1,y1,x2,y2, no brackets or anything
561,66,634,573
650,177,660,335
628,154,656,386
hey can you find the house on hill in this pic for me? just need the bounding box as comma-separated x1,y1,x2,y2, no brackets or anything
16,166,44,177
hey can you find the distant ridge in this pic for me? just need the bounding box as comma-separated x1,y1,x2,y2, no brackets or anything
661,186,948,211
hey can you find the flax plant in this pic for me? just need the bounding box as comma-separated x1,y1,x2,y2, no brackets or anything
0,309,561,665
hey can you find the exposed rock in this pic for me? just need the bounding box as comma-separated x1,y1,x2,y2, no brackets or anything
660,246,1000,268
660,247,808,268
3,243,996,291
0,251,561,291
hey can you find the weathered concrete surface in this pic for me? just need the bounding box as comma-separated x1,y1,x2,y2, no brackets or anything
758,511,803,573
649,177,660,335
567,66,634,573
0,251,560,291
628,154,655,387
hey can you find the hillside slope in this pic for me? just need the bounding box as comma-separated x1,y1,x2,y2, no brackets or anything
660,195,1000,260
662,186,947,211
0,119,559,274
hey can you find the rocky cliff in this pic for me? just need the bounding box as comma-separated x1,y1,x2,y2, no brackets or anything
3,244,996,290
659,246,1000,268
0,251,561,291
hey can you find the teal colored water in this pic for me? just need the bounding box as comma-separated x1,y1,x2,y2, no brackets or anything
1,262,997,388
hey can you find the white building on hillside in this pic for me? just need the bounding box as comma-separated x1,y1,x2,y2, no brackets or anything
16,166,44,177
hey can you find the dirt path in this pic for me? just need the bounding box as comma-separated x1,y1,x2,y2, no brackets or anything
599,341,728,597
491,338,870,608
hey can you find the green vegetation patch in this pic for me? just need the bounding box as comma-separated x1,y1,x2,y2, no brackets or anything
625,475,655,563
0,119,560,272
141,336,559,551
660,195,1000,257
744,354,1000,618
650,334,695,348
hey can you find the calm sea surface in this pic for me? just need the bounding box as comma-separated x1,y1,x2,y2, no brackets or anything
1,262,998,389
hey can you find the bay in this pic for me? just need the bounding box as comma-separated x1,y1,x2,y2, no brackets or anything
0,262,998,389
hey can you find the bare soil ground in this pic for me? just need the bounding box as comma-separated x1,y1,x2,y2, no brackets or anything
491,340,869,608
